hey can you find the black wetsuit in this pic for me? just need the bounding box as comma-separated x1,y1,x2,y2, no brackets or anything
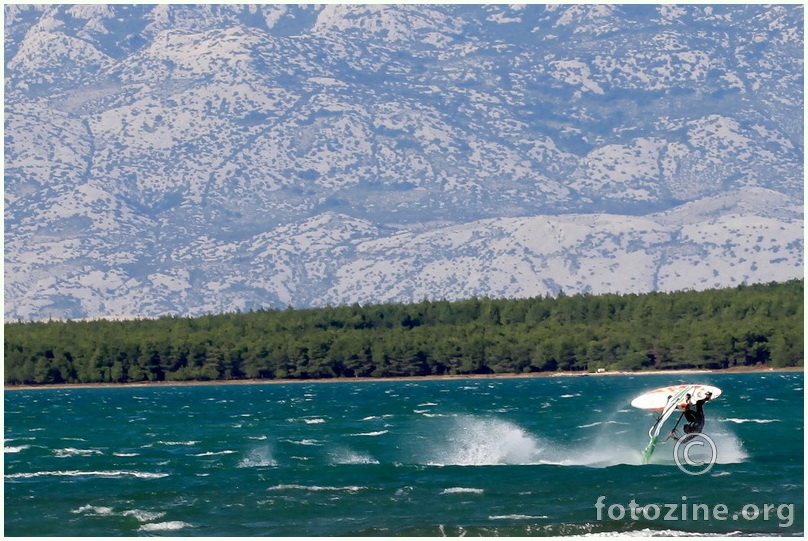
682,397,708,434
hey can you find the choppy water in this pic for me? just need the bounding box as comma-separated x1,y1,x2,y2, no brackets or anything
4,372,803,536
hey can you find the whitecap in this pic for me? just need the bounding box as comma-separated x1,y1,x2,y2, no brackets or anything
440,487,484,495
138,521,191,532
350,430,388,437
4,445,30,453
122,509,166,522
578,420,626,429
329,448,380,465
292,439,323,445
268,484,364,493
289,439,322,446
489,514,548,520
155,440,199,446
72,505,114,516
54,448,104,458
721,418,778,424
190,450,236,457
303,418,326,424
113,452,139,457
5,437,33,444
6,470,168,479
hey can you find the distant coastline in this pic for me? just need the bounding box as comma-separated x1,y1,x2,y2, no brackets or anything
5,365,802,391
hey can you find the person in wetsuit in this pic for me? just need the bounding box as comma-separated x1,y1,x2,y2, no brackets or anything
668,391,712,440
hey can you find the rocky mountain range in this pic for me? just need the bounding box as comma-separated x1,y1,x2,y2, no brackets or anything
3,4,803,321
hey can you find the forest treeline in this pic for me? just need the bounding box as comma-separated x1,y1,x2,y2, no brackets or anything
4,280,803,385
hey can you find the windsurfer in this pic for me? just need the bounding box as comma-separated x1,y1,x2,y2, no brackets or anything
668,392,712,440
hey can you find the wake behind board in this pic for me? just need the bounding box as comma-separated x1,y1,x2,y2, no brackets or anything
630,384,721,464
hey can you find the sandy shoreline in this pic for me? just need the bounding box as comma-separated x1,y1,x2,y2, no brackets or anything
4,365,801,391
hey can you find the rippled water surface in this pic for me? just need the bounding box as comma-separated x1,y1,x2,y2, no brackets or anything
4,372,803,536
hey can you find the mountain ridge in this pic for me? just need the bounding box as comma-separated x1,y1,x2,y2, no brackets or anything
4,4,803,321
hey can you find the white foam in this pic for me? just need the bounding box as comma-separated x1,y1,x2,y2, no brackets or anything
710,431,749,464
329,448,380,465
350,430,388,437
190,450,236,457
122,509,166,522
72,505,166,523
6,470,168,479
440,487,484,494
427,416,546,466
489,514,548,520
238,447,277,468
577,420,625,429
420,414,748,468
4,445,30,453
268,484,364,492
138,521,191,532
721,417,778,424
113,452,139,457
72,505,114,516
287,438,322,446
54,447,104,458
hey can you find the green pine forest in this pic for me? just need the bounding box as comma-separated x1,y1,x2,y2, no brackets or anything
4,280,803,386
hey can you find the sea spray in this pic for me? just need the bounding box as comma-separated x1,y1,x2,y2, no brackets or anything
237,445,277,468
423,415,548,466
328,447,380,465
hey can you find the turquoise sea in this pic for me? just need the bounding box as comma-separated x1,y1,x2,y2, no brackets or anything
4,371,803,536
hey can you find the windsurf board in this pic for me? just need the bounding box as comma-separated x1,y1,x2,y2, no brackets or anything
631,384,721,410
